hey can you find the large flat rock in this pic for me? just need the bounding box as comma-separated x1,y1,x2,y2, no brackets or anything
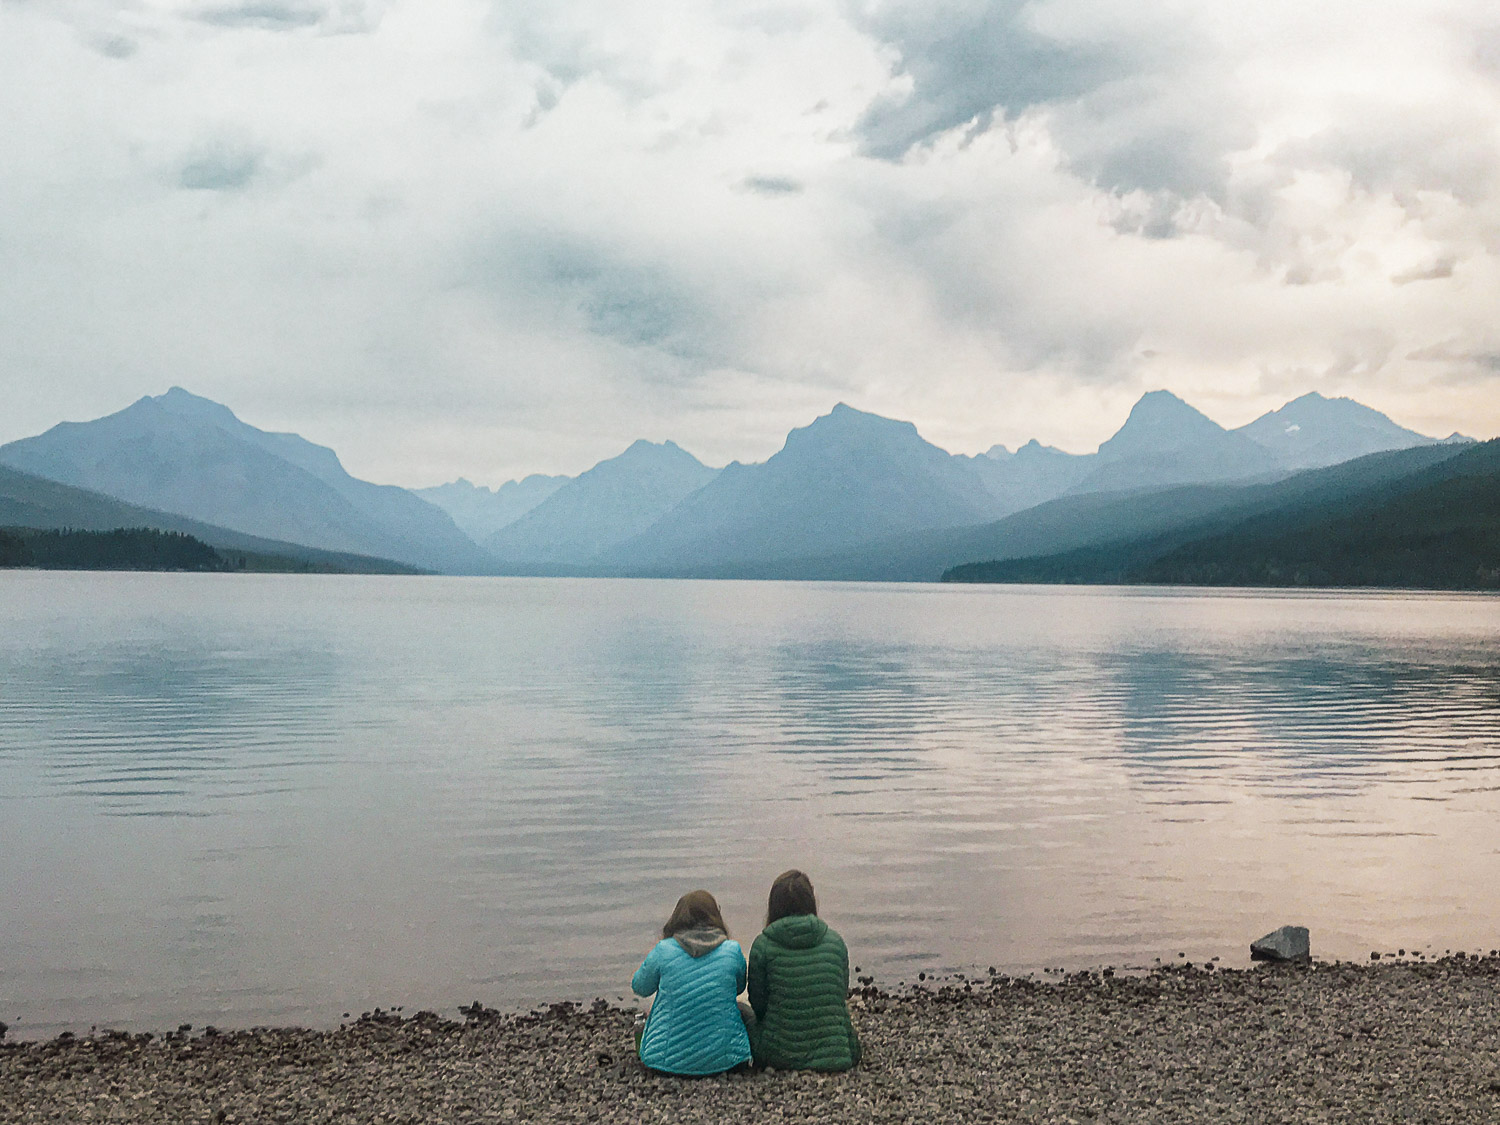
1251,925,1311,962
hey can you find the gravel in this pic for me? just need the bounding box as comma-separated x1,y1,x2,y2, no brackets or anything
4,955,1499,1123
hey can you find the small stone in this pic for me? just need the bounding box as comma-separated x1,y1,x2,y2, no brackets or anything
1250,925,1310,963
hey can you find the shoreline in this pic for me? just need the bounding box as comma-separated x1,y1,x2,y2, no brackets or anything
5,956,1499,1123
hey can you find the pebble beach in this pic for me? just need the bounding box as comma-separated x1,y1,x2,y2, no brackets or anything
4,955,1499,1124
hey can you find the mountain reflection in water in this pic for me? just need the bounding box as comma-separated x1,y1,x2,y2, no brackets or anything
1,573,1496,1037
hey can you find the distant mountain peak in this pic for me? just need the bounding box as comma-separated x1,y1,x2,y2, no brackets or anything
1015,438,1076,458
786,404,922,452
1234,392,1441,470
482,436,717,564
607,438,703,469
137,386,242,427
1097,390,1226,458
823,403,905,426
0,388,491,573
1128,389,1206,418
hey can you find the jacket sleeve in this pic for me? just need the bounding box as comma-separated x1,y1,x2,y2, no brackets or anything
734,941,748,994
631,943,661,998
747,936,769,1020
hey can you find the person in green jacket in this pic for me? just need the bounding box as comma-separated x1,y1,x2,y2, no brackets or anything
747,869,861,1071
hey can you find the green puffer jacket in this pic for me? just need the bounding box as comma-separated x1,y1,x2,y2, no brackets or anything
747,914,861,1071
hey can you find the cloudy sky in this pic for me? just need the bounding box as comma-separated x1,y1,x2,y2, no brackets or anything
3,0,1499,484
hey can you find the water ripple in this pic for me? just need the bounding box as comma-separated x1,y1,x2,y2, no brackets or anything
1,574,1498,1037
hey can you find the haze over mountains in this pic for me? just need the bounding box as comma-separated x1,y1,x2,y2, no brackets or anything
483,440,718,566
608,404,1006,571
0,386,1471,580
945,440,1500,590
1233,393,1459,470
0,462,418,573
414,475,567,543
0,389,491,574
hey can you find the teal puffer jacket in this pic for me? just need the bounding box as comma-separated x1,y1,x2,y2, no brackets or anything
632,930,751,1075
748,915,861,1071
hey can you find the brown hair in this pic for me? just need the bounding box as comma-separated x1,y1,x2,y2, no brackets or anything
766,869,818,925
662,890,730,939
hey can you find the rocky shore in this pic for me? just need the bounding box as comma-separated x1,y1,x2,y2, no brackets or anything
4,955,1500,1124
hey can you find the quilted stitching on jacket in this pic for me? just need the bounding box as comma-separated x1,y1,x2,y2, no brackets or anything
632,937,751,1075
748,915,861,1071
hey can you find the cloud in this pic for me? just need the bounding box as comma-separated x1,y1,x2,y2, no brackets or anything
195,2,324,30
87,33,138,59
1277,112,1500,208
177,140,265,192
1391,257,1456,285
853,0,1126,160
850,0,1253,204
1407,342,1500,373
741,175,803,195
461,229,730,367
1,0,1498,484
192,0,387,34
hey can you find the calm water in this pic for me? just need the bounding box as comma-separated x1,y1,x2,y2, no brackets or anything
2,573,1498,1038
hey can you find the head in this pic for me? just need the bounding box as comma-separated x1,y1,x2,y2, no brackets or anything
766,869,818,925
662,890,729,939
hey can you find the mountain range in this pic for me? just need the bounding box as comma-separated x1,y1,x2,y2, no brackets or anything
943,439,1500,590
484,440,718,566
0,388,492,574
607,404,1008,571
0,386,1472,582
0,461,418,573
414,475,568,543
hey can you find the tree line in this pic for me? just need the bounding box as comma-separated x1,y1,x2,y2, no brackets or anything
1,527,234,572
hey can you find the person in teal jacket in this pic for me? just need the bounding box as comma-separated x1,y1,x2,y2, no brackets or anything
632,890,752,1076
748,869,861,1071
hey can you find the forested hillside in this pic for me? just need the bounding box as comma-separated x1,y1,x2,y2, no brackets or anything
944,440,1500,590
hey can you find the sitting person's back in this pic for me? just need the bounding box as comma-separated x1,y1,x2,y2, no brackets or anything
747,870,861,1071
632,890,752,1076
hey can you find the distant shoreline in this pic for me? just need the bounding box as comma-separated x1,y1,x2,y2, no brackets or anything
5,956,1498,1123
0,526,422,576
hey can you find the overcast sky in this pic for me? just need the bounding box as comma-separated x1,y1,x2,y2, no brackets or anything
3,0,1499,484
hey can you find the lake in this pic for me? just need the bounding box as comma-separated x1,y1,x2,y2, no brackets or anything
2,573,1498,1038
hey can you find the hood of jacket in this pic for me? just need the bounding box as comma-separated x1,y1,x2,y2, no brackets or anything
761,913,829,950
673,927,729,957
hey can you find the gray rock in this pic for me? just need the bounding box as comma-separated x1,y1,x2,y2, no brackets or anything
1251,925,1310,962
